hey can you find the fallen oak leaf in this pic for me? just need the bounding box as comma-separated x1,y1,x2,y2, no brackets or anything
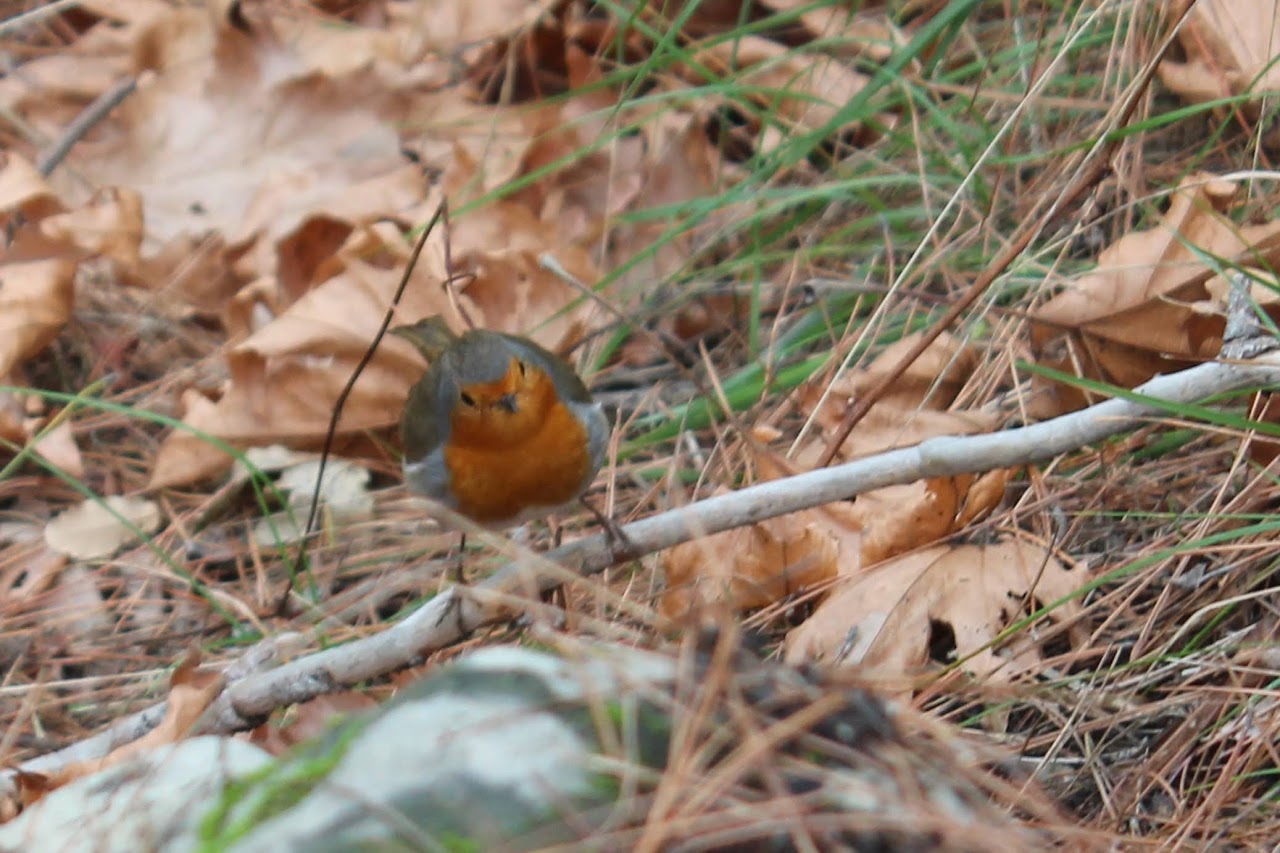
784,537,1088,683
1158,0,1280,108
1030,174,1280,415
659,499,848,619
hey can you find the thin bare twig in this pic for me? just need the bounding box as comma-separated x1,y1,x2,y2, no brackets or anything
202,344,1280,730
36,77,137,177
0,0,83,38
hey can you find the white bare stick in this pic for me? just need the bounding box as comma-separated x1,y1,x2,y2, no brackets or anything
202,350,1280,729
24,279,1280,753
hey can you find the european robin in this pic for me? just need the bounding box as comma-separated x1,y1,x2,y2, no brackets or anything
395,317,610,529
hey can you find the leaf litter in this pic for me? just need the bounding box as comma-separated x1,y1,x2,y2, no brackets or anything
0,0,1278,847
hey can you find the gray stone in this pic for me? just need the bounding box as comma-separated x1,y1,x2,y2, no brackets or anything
0,736,272,853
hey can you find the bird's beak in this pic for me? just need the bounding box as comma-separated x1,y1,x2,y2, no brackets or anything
497,393,518,413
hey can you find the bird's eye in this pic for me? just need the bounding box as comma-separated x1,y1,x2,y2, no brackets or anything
459,391,477,407
516,360,527,378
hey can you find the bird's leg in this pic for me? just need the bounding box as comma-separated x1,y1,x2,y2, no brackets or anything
579,496,633,553
448,532,467,584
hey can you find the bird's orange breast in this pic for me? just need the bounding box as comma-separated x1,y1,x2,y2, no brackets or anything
442,398,593,525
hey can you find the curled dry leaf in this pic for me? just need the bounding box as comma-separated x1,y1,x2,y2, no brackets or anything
37,188,145,276
784,537,1088,683
0,259,76,379
667,330,1016,618
1030,174,1280,416
1158,0,1280,108
70,6,426,254
252,458,374,547
43,495,162,560
849,470,1011,567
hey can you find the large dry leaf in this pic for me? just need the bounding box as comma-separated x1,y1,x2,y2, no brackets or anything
0,153,64,223
1159,0,1280,106
67,6,428,267
37,188,145,274
43,495,162,560
785,332,1009,563
847,470,1011,567
785,537,1088,682
1030,174,1280,414
662,404,1011,617
0,259,76,377
660,495,859,619
797,331,983,442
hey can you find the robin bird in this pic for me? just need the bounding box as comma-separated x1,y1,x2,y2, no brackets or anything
394,316,610,529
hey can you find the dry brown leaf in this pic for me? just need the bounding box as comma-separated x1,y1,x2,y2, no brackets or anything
778,329,1010,566
598,110,727,290
0,153,64,223
0,390,26,444
64,5,429,280
10,771,57,812
411,0,547,55
761,1,905,64
660,500,853,619
0,45,129,142
797,331,979,436
786,407,1005,562
784,537,1088,683
0,259,77,378
660,442,870,618
38,188,145,275
43,495,162,560
1031,174,1280,415
693,35,872,147
26,421,85,483
1159,0,1280,107
149,390,234,489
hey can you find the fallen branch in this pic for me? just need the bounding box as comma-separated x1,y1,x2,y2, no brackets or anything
207,353,1280,730
36,77,137,177
20,280,1280,765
